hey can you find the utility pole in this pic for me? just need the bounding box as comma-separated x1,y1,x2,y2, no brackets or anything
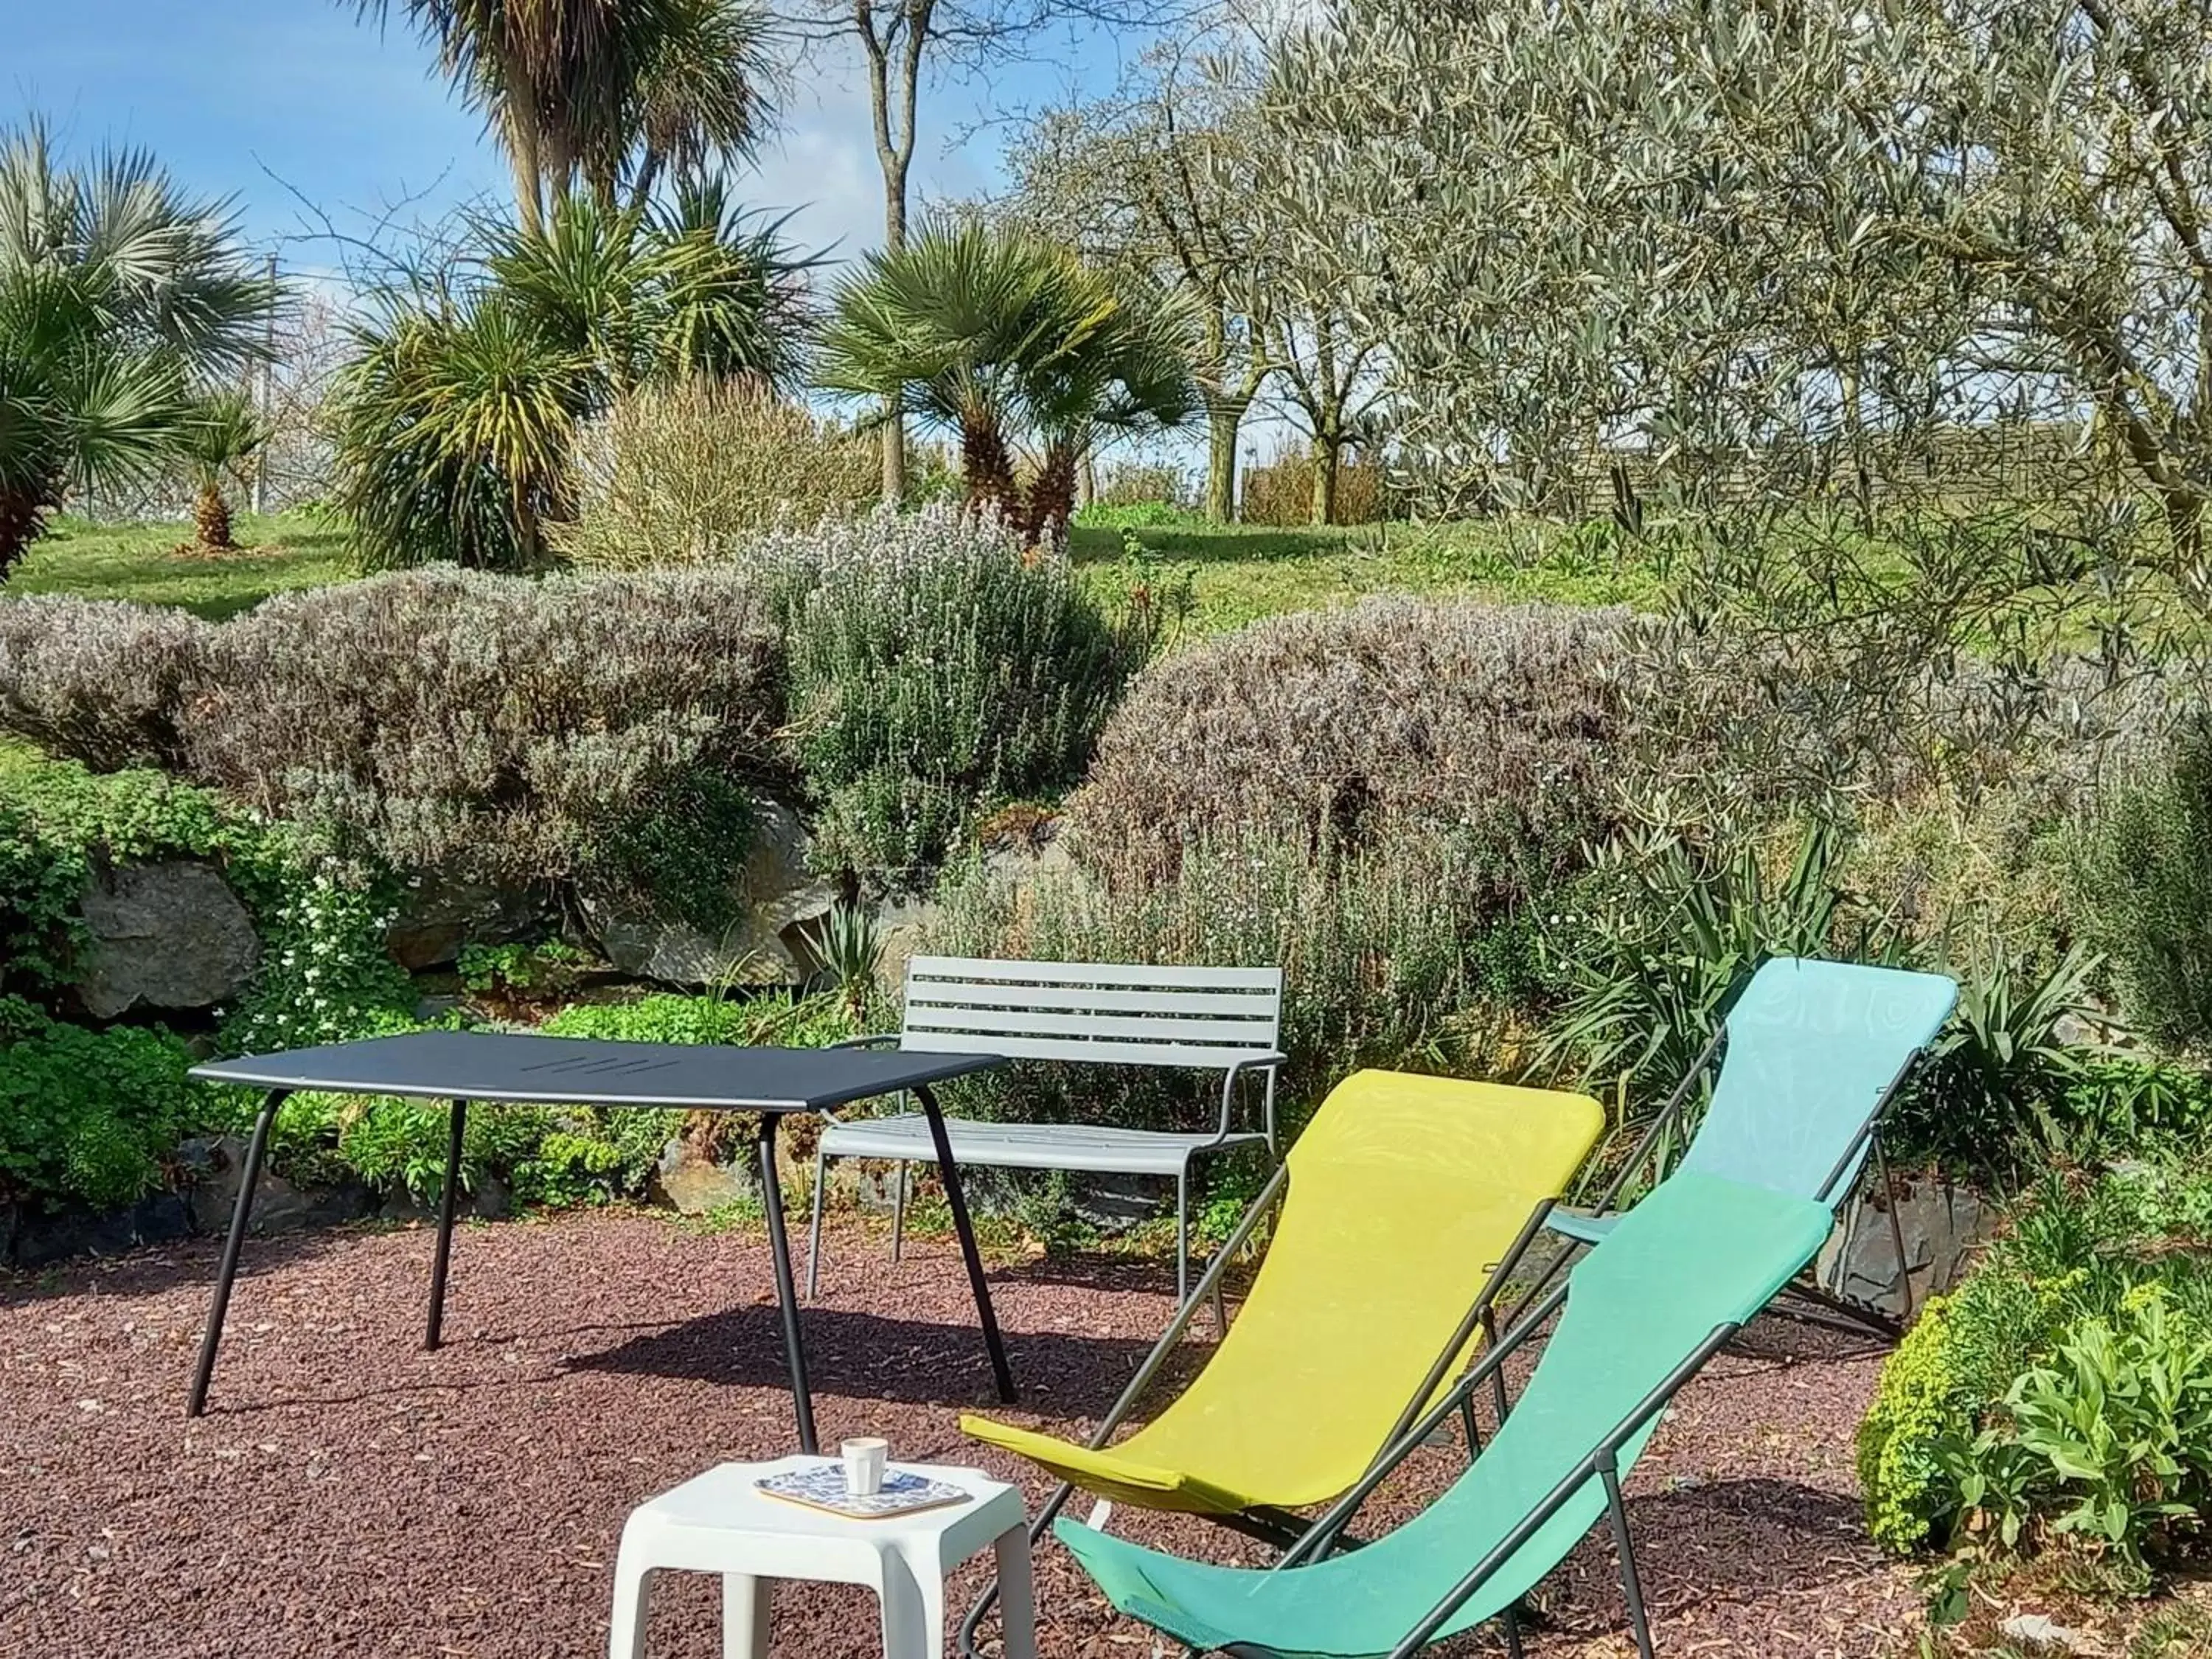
251,251,276,518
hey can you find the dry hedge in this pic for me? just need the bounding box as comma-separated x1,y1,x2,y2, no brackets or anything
0,597,210,771
184,567,784,881
1065,596,1635,903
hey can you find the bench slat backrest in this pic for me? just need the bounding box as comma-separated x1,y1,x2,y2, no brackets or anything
900,956,1284,1071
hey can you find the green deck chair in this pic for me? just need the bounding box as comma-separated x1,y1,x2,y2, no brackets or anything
1542,956,1957,1327
1057,1169,1834,1659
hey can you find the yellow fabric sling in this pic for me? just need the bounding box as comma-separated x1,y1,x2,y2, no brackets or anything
962,1068,1602,1515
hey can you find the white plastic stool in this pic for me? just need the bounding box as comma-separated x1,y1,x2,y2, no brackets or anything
609,1456,1037,1659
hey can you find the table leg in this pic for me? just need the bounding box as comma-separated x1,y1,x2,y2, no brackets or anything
755,1113,818,1454
911,1085,1016,1404
187,1088,287,1418
425,1098,468,1349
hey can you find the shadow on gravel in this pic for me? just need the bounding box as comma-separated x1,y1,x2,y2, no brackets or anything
567,1301,1155,1413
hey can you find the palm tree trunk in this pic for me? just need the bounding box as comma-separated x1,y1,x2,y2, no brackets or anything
960,421,1016,521
1204,400,1248,524
1024,442,1080,547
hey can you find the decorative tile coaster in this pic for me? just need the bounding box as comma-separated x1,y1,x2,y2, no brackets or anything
754,1461,974,1521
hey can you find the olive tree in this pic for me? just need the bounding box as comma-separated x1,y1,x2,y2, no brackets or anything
999,41,1273,521
1273,1,2212,569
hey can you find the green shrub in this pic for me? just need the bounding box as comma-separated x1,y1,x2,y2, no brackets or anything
1073,501,1205,529
1861,1162,2212,1568
0,998,201,1208
1066,596,1629,905
759,505,1152,890
2078,716,2212,1051
552,379,880,569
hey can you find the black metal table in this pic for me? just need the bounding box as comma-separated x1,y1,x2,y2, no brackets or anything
185,1030,1013,1449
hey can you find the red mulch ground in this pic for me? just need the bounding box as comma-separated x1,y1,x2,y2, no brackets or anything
0,1212,1921,1659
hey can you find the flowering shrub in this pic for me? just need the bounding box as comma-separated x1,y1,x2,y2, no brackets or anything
0,596,208,771
1065,595,1631,905
748,505,1153,889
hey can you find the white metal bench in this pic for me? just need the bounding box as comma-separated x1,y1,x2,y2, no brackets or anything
804,956,1286,1304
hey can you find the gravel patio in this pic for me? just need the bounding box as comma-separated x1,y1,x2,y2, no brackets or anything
1,1211,1919,1659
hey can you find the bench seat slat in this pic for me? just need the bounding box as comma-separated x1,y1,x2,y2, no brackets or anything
899,1031,1276,1068
818,1113,1268,1175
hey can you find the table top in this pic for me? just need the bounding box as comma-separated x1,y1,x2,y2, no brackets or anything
188,1029,1002,1111
637,1456,1020,1544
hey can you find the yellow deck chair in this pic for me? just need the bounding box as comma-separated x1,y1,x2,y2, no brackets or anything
960,1067,1602,1534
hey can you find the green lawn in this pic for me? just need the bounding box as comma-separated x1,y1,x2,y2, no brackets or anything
1068,519,1665,634
12,513,354,620
10,511,1663,633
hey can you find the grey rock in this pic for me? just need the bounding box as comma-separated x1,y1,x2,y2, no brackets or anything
5,1194,194,1270
1817,1173,1995,1318
650,1138,757,1215
74,859,260,1020
585,796,835,987
178,1134,375,1235
1998,1613,2090,1654
386,873,557,972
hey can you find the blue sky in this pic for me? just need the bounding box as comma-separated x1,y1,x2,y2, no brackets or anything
7,1,1125,280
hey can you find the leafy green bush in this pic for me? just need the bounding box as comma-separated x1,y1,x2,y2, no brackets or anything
1072,501,1205,529
2077,715,2212,1051
0,998,201,1208
759,505,1152,890
1860,1161,2212,1571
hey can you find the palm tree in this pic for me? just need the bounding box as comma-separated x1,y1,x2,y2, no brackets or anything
1020,273,1197,542
332,185,804,570
814,222,1119,519
332,290,591,571
815,223,1196,535
0,124,274,577
178,389,268,552
366,0,773,232
484,184,805,395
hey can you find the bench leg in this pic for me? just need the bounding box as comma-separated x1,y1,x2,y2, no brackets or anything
891,1161,909,1265
1175,1168,1191,1310
805,1147,828,1301
723,1573,771,1659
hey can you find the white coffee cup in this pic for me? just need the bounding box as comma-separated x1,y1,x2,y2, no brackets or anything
842,1436,889,1497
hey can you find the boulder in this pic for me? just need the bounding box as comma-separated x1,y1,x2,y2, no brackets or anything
650,1138,757,1214
1817,1172,1995,1318
586,797,835,987
177,1133,376,1235
4,1192,194,1270
386,872,559,973
72,858,260,1020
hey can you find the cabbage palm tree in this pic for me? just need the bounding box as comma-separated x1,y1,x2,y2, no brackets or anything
367,0,773,232
0,124,274,576
333,184,804,570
